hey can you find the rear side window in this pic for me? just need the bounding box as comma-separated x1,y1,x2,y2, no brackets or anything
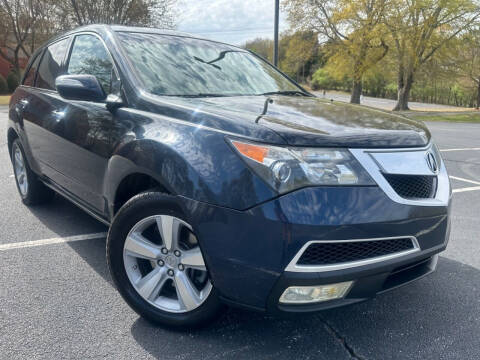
36,38,70,90
23,53,42,86
67,35,114,94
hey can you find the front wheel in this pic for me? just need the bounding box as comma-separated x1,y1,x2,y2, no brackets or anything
107,192,222,328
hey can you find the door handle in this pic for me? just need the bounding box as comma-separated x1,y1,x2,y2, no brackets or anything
52,110,65,120
16,99,29,114
19,99,29,109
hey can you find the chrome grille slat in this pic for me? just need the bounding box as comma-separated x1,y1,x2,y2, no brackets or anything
285,236,421,273
349,144,450,207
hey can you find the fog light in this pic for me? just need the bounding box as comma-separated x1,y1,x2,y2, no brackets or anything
279,281,353,304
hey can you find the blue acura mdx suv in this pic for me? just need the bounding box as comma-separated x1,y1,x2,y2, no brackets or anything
7,25,451,327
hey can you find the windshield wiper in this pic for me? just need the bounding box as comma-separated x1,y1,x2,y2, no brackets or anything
259,90,312,97
193,50,241,70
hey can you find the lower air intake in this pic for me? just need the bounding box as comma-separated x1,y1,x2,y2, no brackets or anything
297,238,416,266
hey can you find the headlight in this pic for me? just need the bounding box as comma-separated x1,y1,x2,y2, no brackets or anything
229,139,375,193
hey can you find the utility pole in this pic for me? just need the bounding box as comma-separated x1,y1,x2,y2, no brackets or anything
273,0,279,66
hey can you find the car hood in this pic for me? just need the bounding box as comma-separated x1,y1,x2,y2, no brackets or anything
146,95,430,148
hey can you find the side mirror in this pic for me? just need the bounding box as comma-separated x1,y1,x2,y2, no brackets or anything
55,75,106,102
106,93,124,111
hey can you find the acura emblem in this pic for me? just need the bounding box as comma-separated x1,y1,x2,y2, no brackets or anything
426,152,439,174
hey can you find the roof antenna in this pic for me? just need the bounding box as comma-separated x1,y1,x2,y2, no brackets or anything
255,97,274,123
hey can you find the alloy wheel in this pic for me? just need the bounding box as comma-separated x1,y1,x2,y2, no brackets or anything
13,144,28,197
123,215,212,313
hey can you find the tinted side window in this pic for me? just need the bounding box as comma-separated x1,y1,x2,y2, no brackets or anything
23,53,42,86
36,38,70,90
67,35,114,94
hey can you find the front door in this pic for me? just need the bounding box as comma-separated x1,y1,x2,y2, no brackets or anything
25,33,129,214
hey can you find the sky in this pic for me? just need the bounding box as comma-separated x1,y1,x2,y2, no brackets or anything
176,0,288,45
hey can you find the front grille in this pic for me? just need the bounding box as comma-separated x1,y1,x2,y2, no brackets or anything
297,238,415,266
383,174,437,199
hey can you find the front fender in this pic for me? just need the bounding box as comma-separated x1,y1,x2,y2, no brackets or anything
104,110,277,214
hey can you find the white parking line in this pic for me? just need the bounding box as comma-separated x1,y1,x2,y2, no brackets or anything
449,175,480,186
453,186,480,194
440,148,480,152
0,232,107,251
449,176,480,193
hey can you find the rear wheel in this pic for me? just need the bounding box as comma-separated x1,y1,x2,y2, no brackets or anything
11,139,54,205
107,192,222,328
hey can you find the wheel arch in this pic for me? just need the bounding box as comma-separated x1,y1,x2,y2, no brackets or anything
103,138,205,219
7,127,19,158
109,170,171,217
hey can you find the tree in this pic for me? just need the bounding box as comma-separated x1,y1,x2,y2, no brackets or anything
0,0,65,72
61,0,177,28
6,71,19,92
0,74,7,94
244,33,323,83
244,37,274,62
386,0,480,111
453,28,480,108
311,67,342,90
0,0,177,73
0,0,43,72
280,31,318,82
284,0,389,104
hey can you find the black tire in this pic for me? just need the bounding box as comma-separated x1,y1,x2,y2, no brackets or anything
107,191,223,328
11,139,55,206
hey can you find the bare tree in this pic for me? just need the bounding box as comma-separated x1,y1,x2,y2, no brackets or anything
0,0,177,73
62,0,178,28
0,0,41,72
0,0,67,72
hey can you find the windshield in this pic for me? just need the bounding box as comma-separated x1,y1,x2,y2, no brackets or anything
117,32,302,97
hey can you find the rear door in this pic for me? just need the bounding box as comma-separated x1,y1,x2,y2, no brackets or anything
11,50,43,173
21,37,72,184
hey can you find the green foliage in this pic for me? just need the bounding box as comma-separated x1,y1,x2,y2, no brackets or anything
409,113,480,123
363,70,388,97
384,82,398,99
0,74,8,94
6,72,19,93
312,68,342,90
283,0,480,109
245,38,274,62
280,31,318,82
284,0,389,102
244,32,324,83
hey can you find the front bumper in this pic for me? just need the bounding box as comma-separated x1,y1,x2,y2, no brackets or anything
182,184,451,313
269,253,439,313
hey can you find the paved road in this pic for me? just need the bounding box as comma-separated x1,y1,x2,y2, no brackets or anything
314,91,473,112
1,106,479,359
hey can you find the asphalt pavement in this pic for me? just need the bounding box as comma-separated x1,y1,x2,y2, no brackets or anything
1,105,479,360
